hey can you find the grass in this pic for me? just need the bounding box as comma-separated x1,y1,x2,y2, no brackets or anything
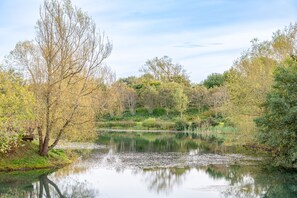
0,142,73,172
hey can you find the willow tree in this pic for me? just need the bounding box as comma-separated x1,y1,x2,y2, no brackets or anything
140,56,190,86
9,0,112,155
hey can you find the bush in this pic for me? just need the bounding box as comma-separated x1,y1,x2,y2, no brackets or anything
200,109,216,119
0,132,21,154
152,108,166,116
185,108,199,115
159,122,175,130
191,120,203,131
136,108,150,116
174,119,189,131
96,121,137,128
142,118,160,129
142,118,175,130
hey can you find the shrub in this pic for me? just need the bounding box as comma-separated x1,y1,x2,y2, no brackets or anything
159,122,175,130
185,108,199,115
152,108,166,116
0,132,22,153
136,108,150,116
174,119,189,131
142,118,160,129
96,121,137,128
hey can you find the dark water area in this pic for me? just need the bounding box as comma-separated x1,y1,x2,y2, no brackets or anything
0,133,297,198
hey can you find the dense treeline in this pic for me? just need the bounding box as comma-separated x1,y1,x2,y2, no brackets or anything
0,0,296,168
97,24,297,168
100,56,228,122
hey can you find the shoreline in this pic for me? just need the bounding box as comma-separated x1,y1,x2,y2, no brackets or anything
0,142,74,172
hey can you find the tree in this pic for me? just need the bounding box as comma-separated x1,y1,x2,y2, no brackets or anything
255,59,297,168
158,82,188,116
113,82,137,115
203,73,225,89
224,23,297,134
185,85,209,111
207,86,229,117
139,85,159,113
9,0,112,155
0,68,35,153
140,56,190,86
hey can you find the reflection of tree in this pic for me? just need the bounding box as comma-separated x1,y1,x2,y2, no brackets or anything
37,174,64,197
37,174,98,198
259,170,297,198
58,179,98,198
52,163,88,178
139,168,188,194
0,172,98,198
203,165,297,198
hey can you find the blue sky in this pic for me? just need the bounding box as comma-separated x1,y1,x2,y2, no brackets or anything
0,0,297,82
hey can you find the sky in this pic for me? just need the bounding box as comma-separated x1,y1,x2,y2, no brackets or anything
0,0,297,83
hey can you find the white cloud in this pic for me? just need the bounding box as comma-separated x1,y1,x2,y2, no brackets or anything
0,0,297,83
105,19,295,82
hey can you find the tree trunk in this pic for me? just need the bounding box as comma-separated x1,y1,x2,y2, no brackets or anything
40,139,49,156
40,73,51,156
37,126,44,155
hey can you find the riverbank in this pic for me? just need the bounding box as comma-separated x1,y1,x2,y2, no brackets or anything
0,142,73,172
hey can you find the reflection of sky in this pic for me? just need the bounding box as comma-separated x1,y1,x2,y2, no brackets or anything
51,167,229,198
0,0,297,82
1,145,295,197
45,148,241,197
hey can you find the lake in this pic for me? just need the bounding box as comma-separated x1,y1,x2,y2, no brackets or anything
0,132,296,197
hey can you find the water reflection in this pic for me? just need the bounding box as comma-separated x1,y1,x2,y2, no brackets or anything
0,170,98,198
99,132,216,153
0,137,297,197
139,168,188,195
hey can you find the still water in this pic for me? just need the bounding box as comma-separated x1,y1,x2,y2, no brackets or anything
0,133,297,197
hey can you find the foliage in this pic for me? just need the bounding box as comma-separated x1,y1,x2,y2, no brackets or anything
139,85,159,113
142,118,160,129
255,59,297,168
225,23,297,135
0,69,35,153
185,85,209,111
158,82,189,116
9,0,112,155
97,121,137,128
142,118,174,130
140,56,190,86
152,108,167,116
174,119,189,131
203,73,225,89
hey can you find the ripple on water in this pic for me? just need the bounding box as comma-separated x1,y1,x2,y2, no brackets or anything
73,148,262,170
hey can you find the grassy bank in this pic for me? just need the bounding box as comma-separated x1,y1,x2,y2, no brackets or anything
0,142,73,172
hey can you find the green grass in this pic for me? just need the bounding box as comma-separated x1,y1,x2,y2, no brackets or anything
0,142,72,172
